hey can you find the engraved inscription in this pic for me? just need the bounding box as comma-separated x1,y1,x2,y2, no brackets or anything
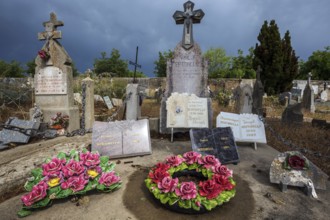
35,66,67,94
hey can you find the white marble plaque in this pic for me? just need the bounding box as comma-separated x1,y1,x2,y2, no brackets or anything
166,93,208,128
35,66,67,94
103,96,113,109
216,112,266,144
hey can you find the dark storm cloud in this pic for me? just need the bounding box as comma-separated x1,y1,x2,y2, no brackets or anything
0,0,329,76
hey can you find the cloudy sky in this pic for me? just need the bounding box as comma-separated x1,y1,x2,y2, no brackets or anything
0,0,329,77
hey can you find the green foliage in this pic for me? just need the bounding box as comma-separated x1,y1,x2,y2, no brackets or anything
0,60,24,77
231,48,256,79
253,20,299,95
215,89,232,107
299,46,330,80
203,47,232,78
94,49,130,77
154,50,173,77
25,59,36,77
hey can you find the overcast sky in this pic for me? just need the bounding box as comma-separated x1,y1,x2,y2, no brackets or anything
0,0,329,77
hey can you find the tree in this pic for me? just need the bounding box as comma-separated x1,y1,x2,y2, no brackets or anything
231,48,256,79
0,60,24,77
25,59,36,77
203,47,232,78
299,46,330,80
154,50,173,77
253,20,298,95
94,49,129,77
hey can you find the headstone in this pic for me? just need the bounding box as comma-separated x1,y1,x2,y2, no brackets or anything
320,90,328,102
94,95,104,102
216,112,267,144
279,92,292,106
125,84,142,120
112,98,123,107
290,88,302,101
91,119,152,158
190,127,240,164
281,103,304,124
30,12,79,132
252,66,264,115
234,84,253,114
166,93,209,128
270,151,328,192
160,1,211,133
103,96,113,109
0,117,40,144
81,77,94,130
302,73,315,113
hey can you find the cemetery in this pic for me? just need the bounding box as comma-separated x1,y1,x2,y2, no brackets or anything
0,1,330,220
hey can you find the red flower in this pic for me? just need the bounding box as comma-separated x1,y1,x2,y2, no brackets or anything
198,155,220,169
38,50,49,60
212,164,233,178
183,151,202,164
212,174,234,191
152,163,170,172
198,179,222,199
148,168,170,183
175,182,197,200
166,155,184,167
288,155,306,170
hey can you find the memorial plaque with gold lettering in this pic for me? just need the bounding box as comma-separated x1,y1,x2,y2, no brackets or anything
190,127,239,164
92,119,151,158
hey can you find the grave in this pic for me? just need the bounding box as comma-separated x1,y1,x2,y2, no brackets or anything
160,1,211,133
252,66,264,115
270,151,328,196
91,119,151,158
81,77,94,130
234,83,253,114
281,103,303,124
125,84,143,120
30,12,79,132
190,127,240,164
301,73,315,113
103,96,114,109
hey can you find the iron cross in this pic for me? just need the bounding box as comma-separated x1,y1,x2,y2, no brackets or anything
173,1,204,50
129,46,141,83
38,12,64,41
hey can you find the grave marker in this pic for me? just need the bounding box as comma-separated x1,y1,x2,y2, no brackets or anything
103,96,113,109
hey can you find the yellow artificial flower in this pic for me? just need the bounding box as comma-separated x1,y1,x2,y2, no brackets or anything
87,169,99,178
48,177,61,187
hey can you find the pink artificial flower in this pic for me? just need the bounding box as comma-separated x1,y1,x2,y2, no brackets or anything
148,168,170,184
183,151,202,164
62,160,85,177
198,155,220,169
38,50,49,60
166,155,184,167
175,182,197,200
80,151,100,167
21,181,48,206
61,174,88,192
212,174,234,191
157,177,178,193
195,201,201,207
152,163,170,172
98,171,121,187
198,179,222,200
212,164,233,178
42,158,66,177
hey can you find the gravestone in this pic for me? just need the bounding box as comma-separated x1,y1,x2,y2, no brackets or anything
190,127,240,164
234,84,253,114
320,90,328,102
91,119,151,158
81,77,94,130
31,12,79,132
0,117,40,144
252,66,264,115
281,103,304,124
112,98,123,107
270,151,328,194
125,84,142,120
166,93,209,128
103,96,113,109
302,72,315,113
160,1,211,133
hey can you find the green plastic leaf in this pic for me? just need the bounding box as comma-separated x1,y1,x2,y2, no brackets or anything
96,184,105,191
191,201,201,211
31,168,43,178
47,185,61,195
17,209,32,218
82,148,88,153
159,194,170,204
56,189,73,199
168,197,179,205
57,152,67,159
178,200,192,209
100,156,109,165
202,199,218,211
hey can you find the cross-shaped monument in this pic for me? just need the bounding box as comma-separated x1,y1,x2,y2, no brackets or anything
173,1,204,50
38,12,64,42
129,46,142,83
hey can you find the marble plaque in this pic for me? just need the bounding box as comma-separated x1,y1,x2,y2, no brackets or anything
270,151,328,190
103,96,113,109
0,117,40,144
190,127,240,164
92,119,151,158
35,66,67,94
167,93,208,128
217,112,266,144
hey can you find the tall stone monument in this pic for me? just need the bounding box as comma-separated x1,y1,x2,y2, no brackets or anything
160,1,211,133
31,12,79,132
302,72,315,113
252,66,265,115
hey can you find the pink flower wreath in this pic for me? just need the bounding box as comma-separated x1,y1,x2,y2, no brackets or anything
145,151,236,213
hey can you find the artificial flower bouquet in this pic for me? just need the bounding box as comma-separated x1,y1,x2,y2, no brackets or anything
18,149,121,217
145,151,236,213
49,112,69,130
283,152,309,170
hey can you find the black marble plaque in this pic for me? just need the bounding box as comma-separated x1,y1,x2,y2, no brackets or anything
0,117,40,144
190,127,239,164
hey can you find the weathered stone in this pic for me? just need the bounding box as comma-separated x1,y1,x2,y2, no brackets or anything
302,73,315,113
103,96,113,109
234,83,253,114
82,77,94,130
252,66,264,115
281,103,304,124
125,84,142,120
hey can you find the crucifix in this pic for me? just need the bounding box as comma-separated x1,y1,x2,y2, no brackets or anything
129,46,141,83
256,65,262,81
38,12,64,50
173,1,205,50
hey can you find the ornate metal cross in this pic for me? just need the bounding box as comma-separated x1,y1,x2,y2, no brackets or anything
173,1,204,50
38,12,64,41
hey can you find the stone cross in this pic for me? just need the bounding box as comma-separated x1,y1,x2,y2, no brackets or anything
257,65,262,80
38,12,64,42
308,72,312,85
173,1,204,50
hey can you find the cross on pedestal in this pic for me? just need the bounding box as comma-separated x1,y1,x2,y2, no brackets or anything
38,12,64,42
308,72,312,85
129,46,141,83
173,1,204,50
